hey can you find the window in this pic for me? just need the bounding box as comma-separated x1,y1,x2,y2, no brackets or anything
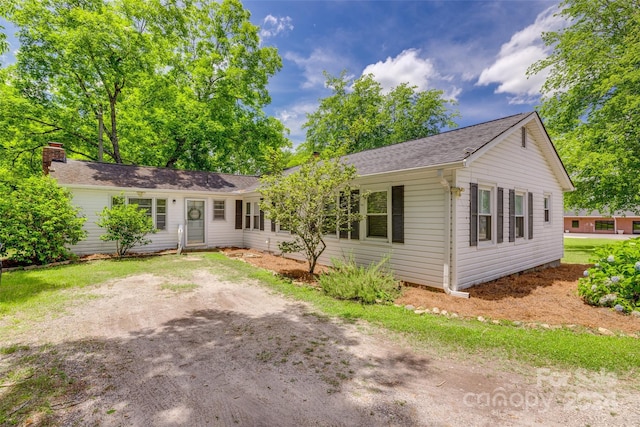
245,202,251,229
253,202,260,230
322,201,337,236
521,127,527,148
515,194,525,238
213,200,225,220
156,199,167,230
367,191,388,238
633,221,640,234
339,190,360,240
478,188,492,242
572,220,579,228
543,195,551,223
595,220,614,231
470,183,494,246
119,197,167,230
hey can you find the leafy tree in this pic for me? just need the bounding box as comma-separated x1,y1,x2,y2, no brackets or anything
259,157,361,274
0,0,288,175
301,71,457,156
531,0,640,213
0,173,87,265
97,198,156,257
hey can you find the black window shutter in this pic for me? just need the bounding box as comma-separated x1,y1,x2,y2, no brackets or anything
259,198,265,231
392,186,404,243
528,192,533,239
235,200,243,230
497,187,504,243
509,189,515,242
470,183,478,246
350,190,360,240
270,219,276,232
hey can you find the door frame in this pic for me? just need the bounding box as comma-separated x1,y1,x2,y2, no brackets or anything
185,199,207,246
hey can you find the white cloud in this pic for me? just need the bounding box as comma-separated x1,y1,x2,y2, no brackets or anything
284,48,348,89
260,15,293,39
362,49,437,93
360,49,461,101
275,101,318,146
477,6,566,103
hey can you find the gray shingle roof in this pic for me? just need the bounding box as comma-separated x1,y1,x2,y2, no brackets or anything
50,112,536,192
341,112,532,175
49,160,259,193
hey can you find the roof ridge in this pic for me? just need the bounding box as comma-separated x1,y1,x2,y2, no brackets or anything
341,111,533,158
65,159,260,178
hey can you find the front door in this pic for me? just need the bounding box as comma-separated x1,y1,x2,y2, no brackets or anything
186,199,205,245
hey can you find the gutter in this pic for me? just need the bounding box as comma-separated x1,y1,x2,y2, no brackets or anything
438,170,470,298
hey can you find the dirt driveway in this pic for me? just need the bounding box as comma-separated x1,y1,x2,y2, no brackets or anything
2,260,639,426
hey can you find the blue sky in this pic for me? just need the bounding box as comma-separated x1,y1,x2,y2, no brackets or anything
1,1,566,146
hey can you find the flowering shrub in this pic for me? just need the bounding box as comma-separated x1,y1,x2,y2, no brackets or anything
577,238,640,313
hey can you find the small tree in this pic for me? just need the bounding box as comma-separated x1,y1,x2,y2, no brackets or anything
260,157,362,274
0,174,87,265
97,199,156,256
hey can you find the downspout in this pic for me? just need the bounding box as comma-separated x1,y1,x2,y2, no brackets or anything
439,170,470,298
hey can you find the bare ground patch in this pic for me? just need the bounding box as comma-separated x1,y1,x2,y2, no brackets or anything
1,258,639,426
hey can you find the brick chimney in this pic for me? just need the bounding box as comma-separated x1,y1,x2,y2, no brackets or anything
42,142,66,175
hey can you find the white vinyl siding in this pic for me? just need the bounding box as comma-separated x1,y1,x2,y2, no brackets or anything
65,190,244,255
455,126,565,289
242,171,447,288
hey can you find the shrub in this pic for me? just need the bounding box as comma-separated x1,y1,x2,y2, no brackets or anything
577,238,640,313
97,199,156,256
318,255,401,304
0,175,86,265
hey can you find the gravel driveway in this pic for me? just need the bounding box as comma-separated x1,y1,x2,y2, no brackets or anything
1,263,638,426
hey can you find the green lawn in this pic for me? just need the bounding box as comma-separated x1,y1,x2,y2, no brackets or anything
1,252,638,376
562,237,618,264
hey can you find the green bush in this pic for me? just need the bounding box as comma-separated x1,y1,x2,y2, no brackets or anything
318,255,401,304
577,238,640,313
97,198,156,256
0,175,86,265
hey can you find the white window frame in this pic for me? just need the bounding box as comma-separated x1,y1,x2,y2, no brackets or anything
213,200,225,221
253,201,260,230
245,201,252,229
364,187,391,242
515,192,525,239
478,187,493,244
543,194,551,224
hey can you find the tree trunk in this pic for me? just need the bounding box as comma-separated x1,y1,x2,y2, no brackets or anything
109,92,122,163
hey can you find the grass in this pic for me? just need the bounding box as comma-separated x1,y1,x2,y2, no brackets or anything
562,237,618,264
2,251,639,425
2,251,639,378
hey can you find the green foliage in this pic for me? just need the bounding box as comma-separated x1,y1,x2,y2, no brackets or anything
0,174,86,265
260,157,361,274
578,238,640,313
302,71,458,156
97,199,156,256
0,0,288,175
531,0,640,213
318,255,401,304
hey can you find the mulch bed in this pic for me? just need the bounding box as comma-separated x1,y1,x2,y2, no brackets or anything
221,248,640,336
